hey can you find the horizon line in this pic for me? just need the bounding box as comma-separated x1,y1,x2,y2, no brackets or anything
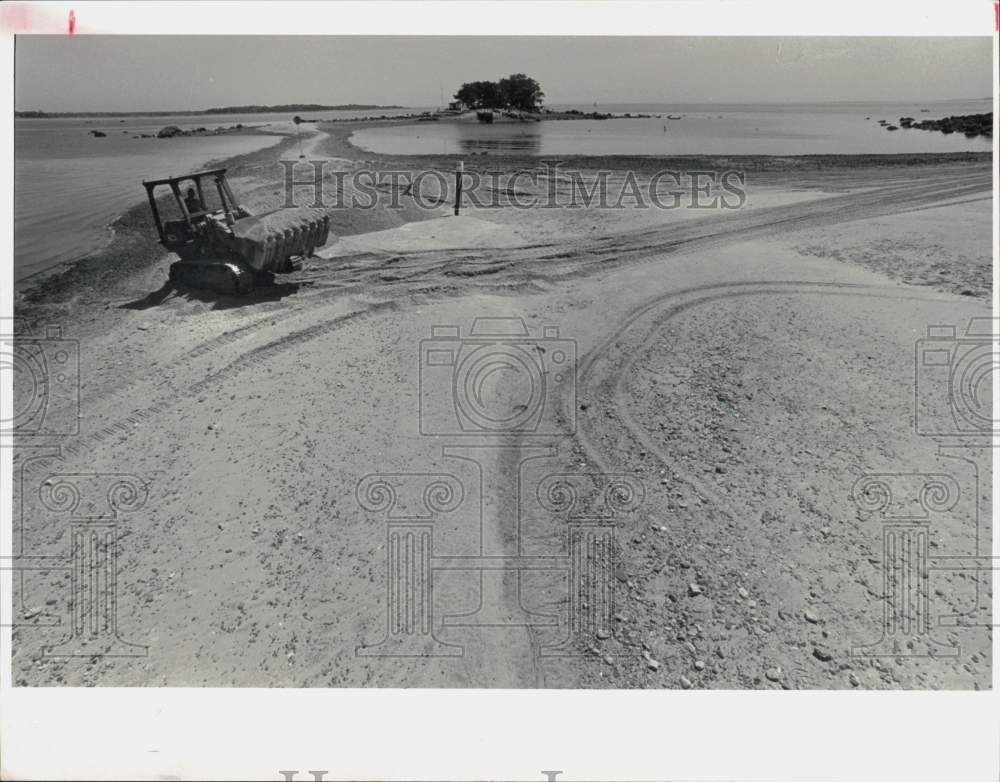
15,96,993,115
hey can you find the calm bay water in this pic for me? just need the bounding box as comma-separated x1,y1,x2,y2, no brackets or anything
15,101,992,285
14,108,425,284
351,100,994,157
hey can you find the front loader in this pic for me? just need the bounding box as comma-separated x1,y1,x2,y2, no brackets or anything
143,167,330,294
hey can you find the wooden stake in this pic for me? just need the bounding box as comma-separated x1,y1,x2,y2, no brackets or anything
454,161,464,216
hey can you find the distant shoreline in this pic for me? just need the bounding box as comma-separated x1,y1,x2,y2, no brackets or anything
16,97,992,120
14,104,407,119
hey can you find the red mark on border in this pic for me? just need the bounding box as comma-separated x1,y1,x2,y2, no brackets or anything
0,3,70,33
68,9,75,34
994,1,998,32
0,4,32,32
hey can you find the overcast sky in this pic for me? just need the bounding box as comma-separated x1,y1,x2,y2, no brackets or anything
15,36,993,111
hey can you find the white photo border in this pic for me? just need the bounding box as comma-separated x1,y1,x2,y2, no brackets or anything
1,2,997,780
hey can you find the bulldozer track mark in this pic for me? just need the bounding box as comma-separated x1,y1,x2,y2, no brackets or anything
287,164,988,293
55,164,989,465
66,270,551,462
572,280,968,527
62,299,402,460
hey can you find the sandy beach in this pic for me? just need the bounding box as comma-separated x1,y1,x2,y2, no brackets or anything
11,117,992,689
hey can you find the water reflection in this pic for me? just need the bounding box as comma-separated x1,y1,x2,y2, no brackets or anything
352,100,994,157
454,127,543,155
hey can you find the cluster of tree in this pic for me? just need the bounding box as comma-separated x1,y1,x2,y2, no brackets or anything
454,74,544,113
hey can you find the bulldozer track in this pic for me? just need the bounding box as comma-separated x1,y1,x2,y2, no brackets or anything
54,163,990,465
570,280,961,526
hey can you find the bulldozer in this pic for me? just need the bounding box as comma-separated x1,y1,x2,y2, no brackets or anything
143,168,330,294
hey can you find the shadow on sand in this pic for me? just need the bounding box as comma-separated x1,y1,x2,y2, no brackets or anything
121,279,307,311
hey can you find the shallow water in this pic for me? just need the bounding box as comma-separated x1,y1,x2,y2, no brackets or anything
351,100,993,157
14,109,426,283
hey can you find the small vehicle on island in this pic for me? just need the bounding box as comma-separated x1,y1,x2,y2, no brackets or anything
142,167,330,294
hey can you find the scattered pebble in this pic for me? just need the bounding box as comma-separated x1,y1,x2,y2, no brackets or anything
765,667,782,682
688,583,704,596
804,609,820,624
687,595,714,615
680,675,693,689
737,586,749,599
646,658,660,672
813,645,834,662
848,673,860,687
694,660,706,671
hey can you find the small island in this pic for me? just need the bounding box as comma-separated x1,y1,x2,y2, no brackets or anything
447,74,646,122
896,112,992,138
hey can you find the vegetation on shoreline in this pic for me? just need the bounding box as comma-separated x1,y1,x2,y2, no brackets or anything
453,74,544,112
15,103,406,119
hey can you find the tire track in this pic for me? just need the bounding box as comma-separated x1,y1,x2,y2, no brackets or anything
58,165,991,462
571,280,968,523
